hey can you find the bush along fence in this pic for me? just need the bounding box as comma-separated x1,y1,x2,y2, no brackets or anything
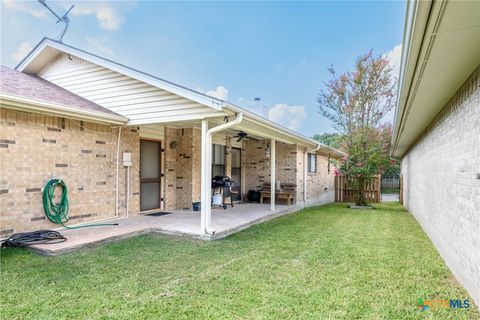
334,175,381,203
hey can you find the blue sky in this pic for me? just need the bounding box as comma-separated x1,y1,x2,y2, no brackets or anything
1,1,405,137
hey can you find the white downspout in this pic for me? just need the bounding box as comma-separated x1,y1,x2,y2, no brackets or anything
200,120,208,233
303,144,320,207
270,138,276,211
126,166,130,218
115,127,122,218
201,113,244,235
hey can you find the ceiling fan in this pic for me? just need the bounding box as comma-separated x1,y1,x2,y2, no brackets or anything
233,131,259,142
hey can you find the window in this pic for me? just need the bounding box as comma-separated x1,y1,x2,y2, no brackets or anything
212,144,226,177
308,153,317,173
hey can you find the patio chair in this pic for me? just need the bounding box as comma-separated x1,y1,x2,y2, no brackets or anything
278,183,295,205
260,182,296,205
260,182,272,204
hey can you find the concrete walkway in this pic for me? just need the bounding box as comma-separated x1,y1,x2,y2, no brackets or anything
28,203,296,255
381,194,400,202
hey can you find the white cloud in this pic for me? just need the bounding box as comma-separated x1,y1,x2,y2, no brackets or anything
11,42,33,63
2,0,49,19
383,43,402,81
382,43,402,124
2,0,135,31
86,37,115,57
268,103,306,131
66,1,136,30
198,86,229,100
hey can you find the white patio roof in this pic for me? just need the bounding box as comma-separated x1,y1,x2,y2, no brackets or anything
15,37,343,157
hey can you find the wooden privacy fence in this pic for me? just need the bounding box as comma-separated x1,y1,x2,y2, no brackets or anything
334,175,381,203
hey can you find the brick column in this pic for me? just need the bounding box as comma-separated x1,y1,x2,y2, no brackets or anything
164,127,177,209
225,136,232,178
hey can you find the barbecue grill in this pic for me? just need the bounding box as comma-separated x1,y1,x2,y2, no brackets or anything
212,176,233,188
211,176,235,209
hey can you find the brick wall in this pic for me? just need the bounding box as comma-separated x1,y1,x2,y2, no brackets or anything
296,146,305,202
243,140,297,193
163,127,201,210
306,153,335,201
0,108,140,236
401,68,480,304
297,146,336,206
164,133,336,208
225,136,232,177
175,128,194,209
191,128,201,204
163,127,177,209
242,139,335,206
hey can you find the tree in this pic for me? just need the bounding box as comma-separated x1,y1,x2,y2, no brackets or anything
312,132,343,149
378,123,400,178
318,50,397,206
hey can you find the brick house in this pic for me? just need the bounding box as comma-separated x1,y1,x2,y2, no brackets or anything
392,1,479,305
0,38,343,238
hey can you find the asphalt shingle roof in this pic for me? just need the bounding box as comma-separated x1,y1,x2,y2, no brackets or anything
0,66,123,118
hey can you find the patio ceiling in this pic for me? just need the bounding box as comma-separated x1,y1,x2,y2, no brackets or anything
209,117,305,145
135,114,344,158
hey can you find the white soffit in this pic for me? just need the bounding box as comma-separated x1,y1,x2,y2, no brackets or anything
393,0,480,157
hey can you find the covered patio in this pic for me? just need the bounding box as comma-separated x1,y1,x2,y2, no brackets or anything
28,203,296,255
136,110,319,237
2,38,343,248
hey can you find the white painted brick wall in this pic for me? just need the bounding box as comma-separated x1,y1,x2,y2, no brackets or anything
401,73,480,305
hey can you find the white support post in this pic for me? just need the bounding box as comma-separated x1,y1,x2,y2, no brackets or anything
115,127,122,218
126,166,130,217
205,134,213,230
200,119,208,233
202,113,243,234
271,138,276,211
303,151,308,206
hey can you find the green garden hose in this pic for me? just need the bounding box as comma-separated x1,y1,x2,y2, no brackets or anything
43,179,118,229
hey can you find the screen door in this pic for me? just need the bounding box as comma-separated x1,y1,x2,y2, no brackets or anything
140,140,161,211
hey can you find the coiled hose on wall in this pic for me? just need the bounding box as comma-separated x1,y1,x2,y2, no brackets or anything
42,179,69,225
43,178,118,229
2,179,118,248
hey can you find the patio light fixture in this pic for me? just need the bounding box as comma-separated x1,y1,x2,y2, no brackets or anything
265,145,271,159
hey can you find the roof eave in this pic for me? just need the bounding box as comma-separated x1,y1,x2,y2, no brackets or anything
15,37,49,72
0,93,128,125
224,103,345,157
16,38,224,111
391,0,432,157
14,38,345,157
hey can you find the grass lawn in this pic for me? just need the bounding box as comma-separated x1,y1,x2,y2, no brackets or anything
1,203,478,319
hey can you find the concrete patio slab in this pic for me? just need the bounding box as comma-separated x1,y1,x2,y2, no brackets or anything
28,203,297,255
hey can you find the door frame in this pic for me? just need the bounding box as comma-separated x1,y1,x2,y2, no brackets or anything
139,138,163,213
